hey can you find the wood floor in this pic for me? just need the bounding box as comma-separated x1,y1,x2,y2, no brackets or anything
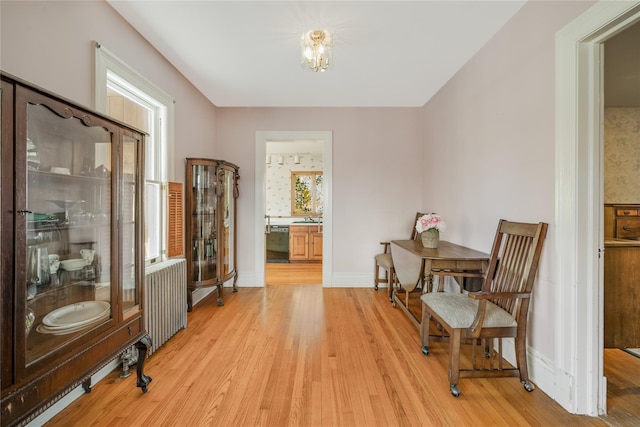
45,283,637,426
266,262,322,285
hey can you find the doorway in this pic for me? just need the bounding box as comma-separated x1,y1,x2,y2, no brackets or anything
556,0,640,416
265,139,324,284
602,17,640,415
254,131,333,287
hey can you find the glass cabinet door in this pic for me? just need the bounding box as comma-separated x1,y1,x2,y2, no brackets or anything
23,101,114,366
190,164,218,283
121,135,140,317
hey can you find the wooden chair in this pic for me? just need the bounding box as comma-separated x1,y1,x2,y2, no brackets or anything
420,219,548,397
374,212,424,301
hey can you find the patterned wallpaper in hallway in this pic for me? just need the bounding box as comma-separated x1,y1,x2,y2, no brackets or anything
604,107,640,204
266,153,322,217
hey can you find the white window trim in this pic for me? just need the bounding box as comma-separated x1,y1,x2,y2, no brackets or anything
93,41,175,180
94,41,176,264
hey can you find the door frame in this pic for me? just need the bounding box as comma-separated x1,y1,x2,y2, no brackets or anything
555,0,640,415
254,131,333,287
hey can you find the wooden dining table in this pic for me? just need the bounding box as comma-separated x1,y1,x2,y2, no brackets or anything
390,239,490,329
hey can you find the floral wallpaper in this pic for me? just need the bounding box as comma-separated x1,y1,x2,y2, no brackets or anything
266,153,322,217
604,107,640,203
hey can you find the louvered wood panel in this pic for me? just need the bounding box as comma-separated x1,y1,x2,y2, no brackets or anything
167,181,184,257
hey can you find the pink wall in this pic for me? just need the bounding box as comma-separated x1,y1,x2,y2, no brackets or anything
2,0,601,368
1,1,424,282
2,0,615,410
420,1,595,361
0,0,218,182
216,107,423,274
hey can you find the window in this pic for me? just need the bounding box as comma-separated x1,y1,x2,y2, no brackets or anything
291,171,323,216
94,42,175,264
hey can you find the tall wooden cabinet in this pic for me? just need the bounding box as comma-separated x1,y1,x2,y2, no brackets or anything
1,73,151,426
185,158,239,311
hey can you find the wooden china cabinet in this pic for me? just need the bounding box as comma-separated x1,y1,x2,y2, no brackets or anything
185,158,239,311
1,73,151,426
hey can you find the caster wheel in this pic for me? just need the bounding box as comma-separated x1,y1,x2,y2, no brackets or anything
392,301,397,308
522,380,535,392
374,285,378,291
450,384,461,397
217,298,224,306
421,345,430,356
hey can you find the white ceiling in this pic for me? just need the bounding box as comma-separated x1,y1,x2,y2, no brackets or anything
107,1,526,108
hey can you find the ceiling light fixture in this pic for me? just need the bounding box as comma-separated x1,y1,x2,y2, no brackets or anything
301,29,333,72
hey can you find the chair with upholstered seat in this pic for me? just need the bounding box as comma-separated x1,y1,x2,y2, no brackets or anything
374,212,424,301
420,219,548,397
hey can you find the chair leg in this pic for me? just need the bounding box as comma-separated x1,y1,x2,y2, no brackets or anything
515,330,535,392
448,329,462,397
387,266,395,301
374,262,379,290
421,306,431,355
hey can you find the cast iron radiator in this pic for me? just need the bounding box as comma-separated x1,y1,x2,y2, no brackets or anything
144,258,187,356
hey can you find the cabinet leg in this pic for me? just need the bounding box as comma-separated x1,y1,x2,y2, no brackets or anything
187,290,193,312
217,284,224,306
134,334,153,393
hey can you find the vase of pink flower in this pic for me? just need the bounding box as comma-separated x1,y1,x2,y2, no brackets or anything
416,213,446,248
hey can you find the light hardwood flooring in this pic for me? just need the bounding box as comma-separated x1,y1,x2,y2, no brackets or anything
266,262,322,285
45,283,636,426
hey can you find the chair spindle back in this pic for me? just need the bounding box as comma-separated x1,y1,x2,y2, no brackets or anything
482,220,548,319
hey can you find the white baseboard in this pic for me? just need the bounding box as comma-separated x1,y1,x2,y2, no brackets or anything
190,286,217,306
328,273,372,287
235,272,258,287
234,271,375,288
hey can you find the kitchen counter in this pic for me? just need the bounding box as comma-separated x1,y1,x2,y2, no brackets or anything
605,238,640,247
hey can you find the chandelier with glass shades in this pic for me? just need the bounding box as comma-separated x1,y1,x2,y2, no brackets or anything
300,29,333,72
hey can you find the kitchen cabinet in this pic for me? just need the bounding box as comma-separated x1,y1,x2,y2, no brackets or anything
1,73,150,426
614,205,640,239
185,158,239,311
604,239,640,348
604,203,640,239
289,225,322,262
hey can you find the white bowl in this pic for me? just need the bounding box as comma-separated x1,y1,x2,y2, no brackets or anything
60,258,86,271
